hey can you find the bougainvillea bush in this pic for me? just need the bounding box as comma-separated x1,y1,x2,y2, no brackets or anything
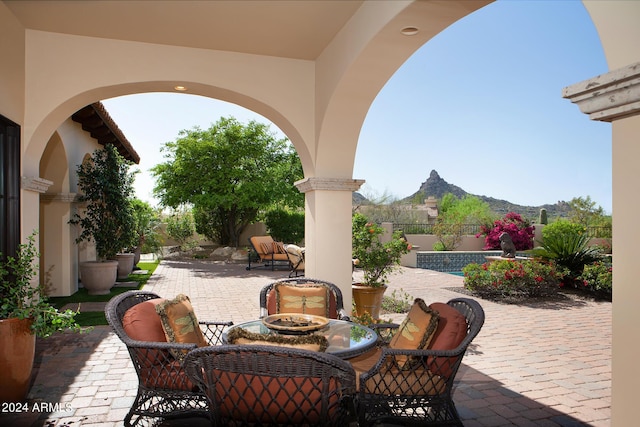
579,260,612,301
462,259,562,300
476,212,535,251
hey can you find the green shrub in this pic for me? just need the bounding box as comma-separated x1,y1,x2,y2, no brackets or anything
541,219,586,242
532,231,602,281
264,208,304,244
579,260,612,300
381,289,413,313
463,259,562,300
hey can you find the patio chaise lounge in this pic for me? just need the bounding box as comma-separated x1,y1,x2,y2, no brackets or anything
246,235,290,271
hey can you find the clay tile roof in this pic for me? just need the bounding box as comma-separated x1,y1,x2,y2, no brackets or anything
71,102,140,164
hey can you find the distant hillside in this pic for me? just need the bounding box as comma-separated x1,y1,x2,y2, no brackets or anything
354,170,571,219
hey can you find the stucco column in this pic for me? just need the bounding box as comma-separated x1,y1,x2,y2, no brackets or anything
563,61,640,427
295,177,364,313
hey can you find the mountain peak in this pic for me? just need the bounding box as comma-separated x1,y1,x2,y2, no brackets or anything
415,170,467,200
405,170,570,218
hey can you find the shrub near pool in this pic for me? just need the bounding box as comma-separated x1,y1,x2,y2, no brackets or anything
579,260,612,301
463,259,562,300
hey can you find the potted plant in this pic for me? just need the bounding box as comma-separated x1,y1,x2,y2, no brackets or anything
351,213,411,318
0,231,83,402
70,144,137,294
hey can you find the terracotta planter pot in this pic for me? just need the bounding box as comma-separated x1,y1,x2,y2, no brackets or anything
116,253,136,280
80,260,118,295
0,317,35,402
352,284,387,319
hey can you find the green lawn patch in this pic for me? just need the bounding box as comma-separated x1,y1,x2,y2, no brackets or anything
73,311,108,327
49,260,159,326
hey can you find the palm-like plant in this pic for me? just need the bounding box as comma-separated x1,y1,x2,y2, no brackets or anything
531,232,603,280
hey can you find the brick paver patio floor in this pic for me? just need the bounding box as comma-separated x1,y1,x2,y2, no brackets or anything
0,259,611,426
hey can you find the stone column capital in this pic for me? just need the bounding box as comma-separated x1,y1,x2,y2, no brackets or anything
21,176,53,193
40,193,79,203
294,177,365,193
563,62,640,122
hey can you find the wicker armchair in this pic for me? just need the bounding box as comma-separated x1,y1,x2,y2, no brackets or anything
259,278,349,320
183,344,357,426
105,290,233,427
353,297,485,427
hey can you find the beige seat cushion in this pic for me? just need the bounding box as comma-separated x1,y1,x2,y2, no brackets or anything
389,298,439,368
349,348,445,395
274,282,331,318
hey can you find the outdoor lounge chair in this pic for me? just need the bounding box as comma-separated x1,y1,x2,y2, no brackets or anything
105,290,233,427
284,243,305,277
259,278,350,320
350,297,485,426
246,235,291,271
183,344,357,426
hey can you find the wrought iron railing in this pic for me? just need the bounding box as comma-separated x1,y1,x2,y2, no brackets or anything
586,226,612,238
394,223,612,239
393,223,483,235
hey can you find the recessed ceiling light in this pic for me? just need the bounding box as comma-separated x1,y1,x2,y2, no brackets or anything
401,27,419,36
174,85,188,91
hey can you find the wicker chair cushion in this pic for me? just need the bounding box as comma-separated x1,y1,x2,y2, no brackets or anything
211,367,339,424
122,298,169,367
139,359,196,391
272,282,332,318
389,298,439,368
155,294,208,360
226,327,329,352
349,348,446,395
427,303,468,351
427,302,468,377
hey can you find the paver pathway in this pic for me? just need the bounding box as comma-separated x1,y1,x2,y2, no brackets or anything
0,259,610,426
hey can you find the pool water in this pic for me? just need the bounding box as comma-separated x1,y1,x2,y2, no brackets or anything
448,271,465,277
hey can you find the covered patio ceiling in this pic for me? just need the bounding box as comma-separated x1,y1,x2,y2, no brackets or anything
4,0,364,60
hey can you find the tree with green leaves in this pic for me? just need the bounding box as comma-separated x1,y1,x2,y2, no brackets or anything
165,208,196,250
131,199,163,256
433,193,494,250
151,117,303,246
567,196,605,226
567,196,611,238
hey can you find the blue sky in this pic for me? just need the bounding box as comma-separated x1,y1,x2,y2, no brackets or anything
103,0,611,214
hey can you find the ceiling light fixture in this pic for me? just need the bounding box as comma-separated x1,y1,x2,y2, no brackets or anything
401,27,419,36
174,85,188,91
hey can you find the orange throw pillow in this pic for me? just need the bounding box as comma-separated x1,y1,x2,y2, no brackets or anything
427,302,468,377
427,302,467,351
155,294,208,360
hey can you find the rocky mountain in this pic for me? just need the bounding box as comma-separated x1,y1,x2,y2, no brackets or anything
354,170,571,219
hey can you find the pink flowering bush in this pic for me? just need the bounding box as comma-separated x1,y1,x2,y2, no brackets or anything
476,212,535,251
462,259,562,300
